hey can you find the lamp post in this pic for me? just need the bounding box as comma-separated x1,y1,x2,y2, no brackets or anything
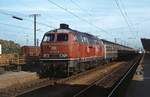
12,16,23,21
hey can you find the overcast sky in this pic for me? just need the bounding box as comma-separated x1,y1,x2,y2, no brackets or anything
0,0,150,49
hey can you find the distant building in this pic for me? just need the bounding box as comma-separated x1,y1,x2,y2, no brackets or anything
141,38,150,53
0,44,1,54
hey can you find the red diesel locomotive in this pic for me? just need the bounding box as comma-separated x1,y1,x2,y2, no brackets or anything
40,24,136,77
40,24,105,77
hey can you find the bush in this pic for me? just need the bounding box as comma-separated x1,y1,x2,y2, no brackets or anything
0,39,21,54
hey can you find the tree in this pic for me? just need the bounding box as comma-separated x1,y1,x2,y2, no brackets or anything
0,39,21,54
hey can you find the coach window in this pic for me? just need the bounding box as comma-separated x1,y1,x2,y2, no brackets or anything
57,33,68,41
43,34,55,42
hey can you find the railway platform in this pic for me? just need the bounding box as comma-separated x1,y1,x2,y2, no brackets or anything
125,53,148,97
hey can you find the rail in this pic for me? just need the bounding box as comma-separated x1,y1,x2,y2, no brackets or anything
73,62,124,97
107,54,143,97
72,55,142,97
1,62,118,97
0,55,142,97
56,62,116,84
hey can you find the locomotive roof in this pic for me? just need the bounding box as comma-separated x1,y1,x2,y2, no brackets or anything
46,28,99,40
45,23,99,40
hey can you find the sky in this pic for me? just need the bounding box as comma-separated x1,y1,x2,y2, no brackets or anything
0,0,150,49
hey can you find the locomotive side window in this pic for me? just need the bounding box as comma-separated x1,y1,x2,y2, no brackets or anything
57,33,68,41
75,33,82,43
43,34,55,42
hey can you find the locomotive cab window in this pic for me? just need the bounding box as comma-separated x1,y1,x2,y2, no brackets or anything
43,34,55,42
57,33,68,41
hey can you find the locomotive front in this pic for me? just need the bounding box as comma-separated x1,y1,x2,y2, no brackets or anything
40,24,76,77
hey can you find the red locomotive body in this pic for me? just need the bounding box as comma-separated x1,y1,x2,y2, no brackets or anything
40,24,105,77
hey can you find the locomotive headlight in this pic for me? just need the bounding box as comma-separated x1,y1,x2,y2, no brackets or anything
43,54,49,58
60,54,67,58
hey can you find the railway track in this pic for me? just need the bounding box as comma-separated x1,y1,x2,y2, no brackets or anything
0,61,119,97
72,55,143,97
0,55,142,97
56,62,121,85
72,62,125,97
13,61,127,97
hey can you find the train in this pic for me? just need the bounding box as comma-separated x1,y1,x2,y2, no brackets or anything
39,23,137,77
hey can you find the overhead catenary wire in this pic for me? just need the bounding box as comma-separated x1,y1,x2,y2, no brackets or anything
119,0,133,25
0,9,56,29
113,0,133,33
113,0,140,48
47,0,113,36
0,26,29,37
119,0,137,33
0,22,32,31
69,0,95,30
118,0,139,38
135,18,150,25
0,21,45,33
0,31,32,45
70,0,92,17
0,22,35,42
18,1,60,28
0,4,114,39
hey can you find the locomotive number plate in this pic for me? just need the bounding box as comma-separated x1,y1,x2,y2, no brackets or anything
51,46,57,50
